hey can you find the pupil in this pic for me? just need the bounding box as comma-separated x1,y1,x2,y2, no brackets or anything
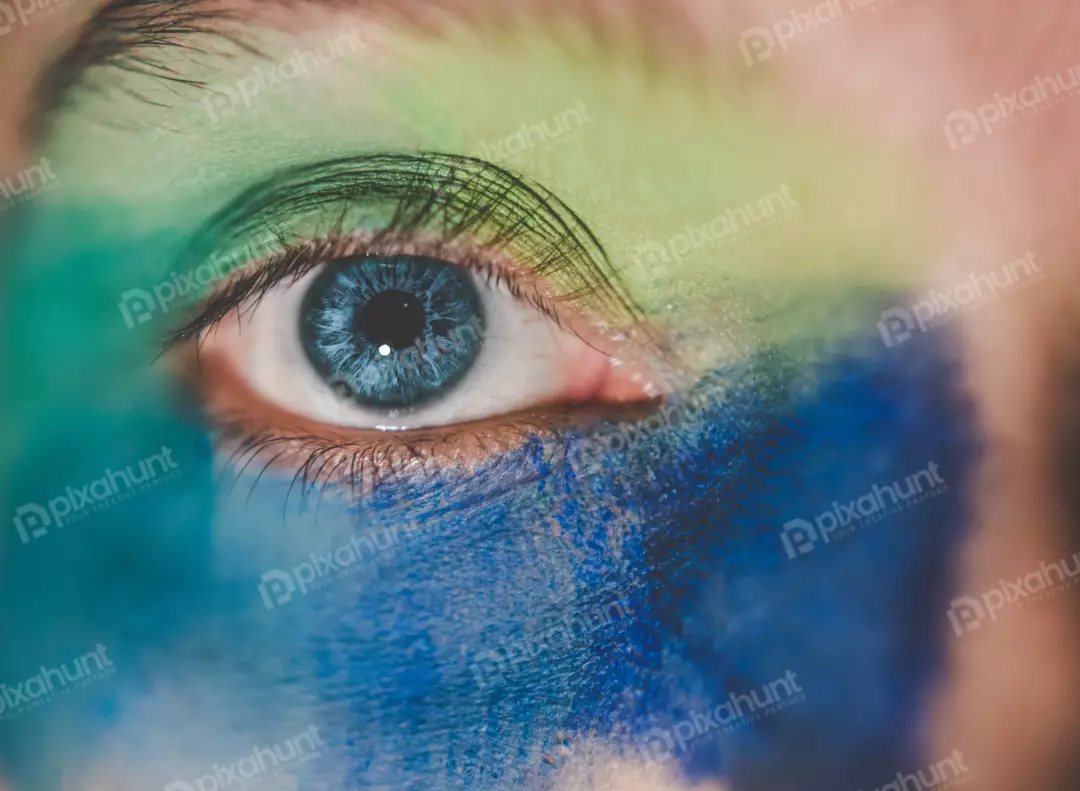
354,289,426,351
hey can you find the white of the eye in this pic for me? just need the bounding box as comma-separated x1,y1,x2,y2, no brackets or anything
233,264,583,430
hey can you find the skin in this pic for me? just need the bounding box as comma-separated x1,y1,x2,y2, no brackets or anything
1,2,1079,790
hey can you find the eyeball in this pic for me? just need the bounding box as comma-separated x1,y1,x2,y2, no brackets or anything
197,251,660,432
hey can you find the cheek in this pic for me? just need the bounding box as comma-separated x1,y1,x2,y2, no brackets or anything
0,310,976,791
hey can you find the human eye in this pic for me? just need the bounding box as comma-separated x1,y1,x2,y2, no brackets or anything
161,151,667,486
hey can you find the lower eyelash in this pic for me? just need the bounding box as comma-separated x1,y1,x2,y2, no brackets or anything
211,413,566,508
192,356,665,508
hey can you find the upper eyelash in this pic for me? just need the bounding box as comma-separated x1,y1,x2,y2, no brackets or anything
162,232,571,352
165,152,654,348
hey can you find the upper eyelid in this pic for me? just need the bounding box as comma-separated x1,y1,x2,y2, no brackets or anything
168,152,649,338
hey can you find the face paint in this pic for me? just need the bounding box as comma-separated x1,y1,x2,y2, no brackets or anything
0,9,974,791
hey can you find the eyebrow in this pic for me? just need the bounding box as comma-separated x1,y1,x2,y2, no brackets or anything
29,0,246,132
28,0,705,134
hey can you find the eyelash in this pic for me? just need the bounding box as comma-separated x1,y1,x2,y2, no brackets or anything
165,153,654,354
167,153,662,501
166,231,571,356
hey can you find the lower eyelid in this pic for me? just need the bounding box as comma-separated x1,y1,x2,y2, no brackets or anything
178,334,670,493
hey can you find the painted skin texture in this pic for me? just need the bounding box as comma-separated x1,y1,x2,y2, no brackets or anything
4,1,1079,790
1,328,976,791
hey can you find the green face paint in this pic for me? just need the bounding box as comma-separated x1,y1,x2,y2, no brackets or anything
15,11,938,431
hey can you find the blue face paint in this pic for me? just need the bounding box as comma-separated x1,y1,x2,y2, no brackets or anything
0,299,976,791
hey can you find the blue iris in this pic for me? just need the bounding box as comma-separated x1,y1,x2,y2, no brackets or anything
299,255,485,409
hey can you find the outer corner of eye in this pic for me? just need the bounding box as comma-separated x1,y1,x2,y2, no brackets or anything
181,248,664,450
